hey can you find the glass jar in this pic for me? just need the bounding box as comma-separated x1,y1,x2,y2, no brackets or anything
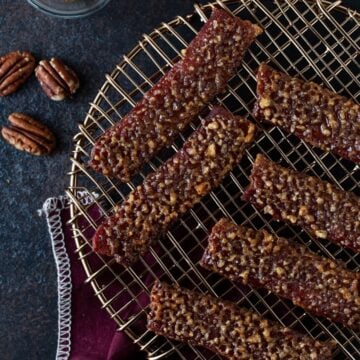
27,0,111,18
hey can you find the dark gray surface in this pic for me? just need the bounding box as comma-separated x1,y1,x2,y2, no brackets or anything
0,0,358,359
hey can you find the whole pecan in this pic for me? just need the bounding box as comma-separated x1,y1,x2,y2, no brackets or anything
1,113,56,155
0,51,36,96
35,58,79,101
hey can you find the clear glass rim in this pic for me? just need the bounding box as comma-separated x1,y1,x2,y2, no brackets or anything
27,0,112,19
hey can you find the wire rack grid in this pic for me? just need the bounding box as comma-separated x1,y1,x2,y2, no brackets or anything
67,0,360,359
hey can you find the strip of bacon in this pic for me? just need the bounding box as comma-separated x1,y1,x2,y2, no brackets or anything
254,63,360,164
201,218,360,330
90,9,262,181
242,154,360,253
93,107,256,266
148,282,334,359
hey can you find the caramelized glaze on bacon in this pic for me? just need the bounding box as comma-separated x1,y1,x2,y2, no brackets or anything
90,9,262,181
254,63,360,164
148,282,334,359
93,107,256,265
242,154,360,253
201,218,360,330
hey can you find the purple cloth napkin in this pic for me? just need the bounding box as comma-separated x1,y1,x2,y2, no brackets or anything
41,195,147,360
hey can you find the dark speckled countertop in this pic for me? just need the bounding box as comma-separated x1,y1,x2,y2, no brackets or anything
0,0,358,359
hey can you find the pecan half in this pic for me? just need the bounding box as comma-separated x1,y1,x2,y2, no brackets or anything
1,113,56,155
35,58,79,101
0,51,36,96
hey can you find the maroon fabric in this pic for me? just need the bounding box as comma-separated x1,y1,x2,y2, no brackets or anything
54,201,146,360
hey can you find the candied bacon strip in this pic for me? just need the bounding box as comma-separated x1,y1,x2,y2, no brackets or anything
242,154,360,253
90,9,262,182
254,63,360,164
93,107,256,266
148,281,334,359
201,218,360,330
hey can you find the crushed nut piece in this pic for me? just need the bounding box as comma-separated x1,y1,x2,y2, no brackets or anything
206,143,216,157
195,182,210,195
315,230,328,239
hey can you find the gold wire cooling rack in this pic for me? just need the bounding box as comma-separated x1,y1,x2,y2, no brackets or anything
67,0,360,358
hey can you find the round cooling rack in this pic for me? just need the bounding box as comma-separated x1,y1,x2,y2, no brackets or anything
67,1,360,359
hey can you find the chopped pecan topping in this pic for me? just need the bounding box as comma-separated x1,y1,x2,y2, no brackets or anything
254,63,360,164
90,9,262,181
201,218,360,330
92,107,256,266
148,282,334,359
242,154,360,253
